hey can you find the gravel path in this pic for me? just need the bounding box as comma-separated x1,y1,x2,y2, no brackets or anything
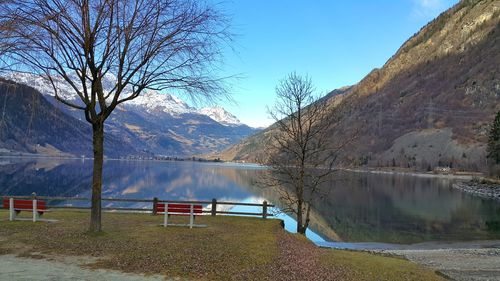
0,254,169,281
382,248,500,281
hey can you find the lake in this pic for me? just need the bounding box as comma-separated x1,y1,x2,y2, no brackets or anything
1,157,499,247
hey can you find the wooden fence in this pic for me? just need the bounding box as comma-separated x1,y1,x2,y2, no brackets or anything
1,195,275,218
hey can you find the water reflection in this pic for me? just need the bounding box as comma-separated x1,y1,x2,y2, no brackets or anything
313,171,500,243
0,157,499,244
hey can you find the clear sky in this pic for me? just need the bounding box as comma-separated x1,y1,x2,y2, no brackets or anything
206,0,459,128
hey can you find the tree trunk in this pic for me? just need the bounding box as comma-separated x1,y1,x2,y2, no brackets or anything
297,170,306,235
296,200,305,234
89,121,104,232
303,203,311,233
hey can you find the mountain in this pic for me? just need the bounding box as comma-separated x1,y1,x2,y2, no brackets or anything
3,73,259,156
0,78,136,157
199,106,242,126
219,0,500,171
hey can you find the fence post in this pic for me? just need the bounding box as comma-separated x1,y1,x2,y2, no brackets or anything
31,192,37,222
163,203,168,227
211,198,217,216
189,204,194,229
262,201,268,219
152,197,158,216
32,199,37,222
9,197,14,221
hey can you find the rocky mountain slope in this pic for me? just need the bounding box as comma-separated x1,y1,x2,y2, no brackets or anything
0,78,135,157
219,0,500,171
2,73,259,157
199,106,242,126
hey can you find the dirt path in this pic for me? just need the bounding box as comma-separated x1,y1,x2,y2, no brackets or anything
270,232,349,281
0,254,169,281
383,248,500,281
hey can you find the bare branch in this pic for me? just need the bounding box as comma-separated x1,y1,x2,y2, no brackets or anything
1,0,231,124
259,72,356,234
0,0,232,232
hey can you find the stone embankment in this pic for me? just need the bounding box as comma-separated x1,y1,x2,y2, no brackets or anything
452,181,500,201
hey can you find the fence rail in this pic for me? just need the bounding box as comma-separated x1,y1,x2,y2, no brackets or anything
1,195,275,218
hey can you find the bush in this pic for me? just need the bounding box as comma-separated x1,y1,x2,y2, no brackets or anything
488,164,500,179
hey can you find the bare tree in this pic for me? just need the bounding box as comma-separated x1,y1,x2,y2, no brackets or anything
0,2,18,70
0,0,230,232
261,72,352,234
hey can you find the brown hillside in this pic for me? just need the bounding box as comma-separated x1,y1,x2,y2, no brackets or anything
218,0,500,171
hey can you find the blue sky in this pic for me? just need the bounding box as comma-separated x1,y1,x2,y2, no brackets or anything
209,0,459,127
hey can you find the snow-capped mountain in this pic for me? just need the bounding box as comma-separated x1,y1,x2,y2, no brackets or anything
6,72,80,102
2,73,260,156
199,106,242,126
7,72,244,122
126,90,194,115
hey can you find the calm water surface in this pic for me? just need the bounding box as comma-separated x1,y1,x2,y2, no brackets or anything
1,157,499,245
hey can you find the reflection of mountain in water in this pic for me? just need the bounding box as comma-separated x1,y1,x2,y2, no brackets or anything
314,172,500,243
1,158,499,244
98,161,255,202
0,159,257,202
0,158,93,196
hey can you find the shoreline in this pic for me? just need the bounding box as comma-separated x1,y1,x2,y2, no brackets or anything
341,167,477,180
382,247,500,281
317,239,500,251
0,154,488,181
452,181,500,201
227,163,482,180
319,240,500,280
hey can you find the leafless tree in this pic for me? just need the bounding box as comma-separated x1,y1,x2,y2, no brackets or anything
0,0,231,232
0,2,18,70
261,73,353,234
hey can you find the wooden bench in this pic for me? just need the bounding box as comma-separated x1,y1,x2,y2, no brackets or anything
2,198,55,222
156,203,204,228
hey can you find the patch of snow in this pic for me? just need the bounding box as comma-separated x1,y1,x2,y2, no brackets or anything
125,90,194,115
5,72,79,102
199,106,242,126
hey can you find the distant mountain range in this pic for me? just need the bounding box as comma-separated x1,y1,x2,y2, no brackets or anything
0,78,135,157
218,0,500,171
0,74,260,157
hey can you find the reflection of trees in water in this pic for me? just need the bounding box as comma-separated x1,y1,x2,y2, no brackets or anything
314,172,500,243
236,169,341,241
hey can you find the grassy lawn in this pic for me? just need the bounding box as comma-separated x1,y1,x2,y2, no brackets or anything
0,210,444,280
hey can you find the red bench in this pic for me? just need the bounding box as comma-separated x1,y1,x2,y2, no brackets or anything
3,198,50,222
156,203,203,228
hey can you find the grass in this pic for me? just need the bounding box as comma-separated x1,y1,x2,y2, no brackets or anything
0,210,445,280
321,250,444,281
470,176,500,186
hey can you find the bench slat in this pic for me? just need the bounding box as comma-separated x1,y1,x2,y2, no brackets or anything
2,199,47,210
156,203,202,214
